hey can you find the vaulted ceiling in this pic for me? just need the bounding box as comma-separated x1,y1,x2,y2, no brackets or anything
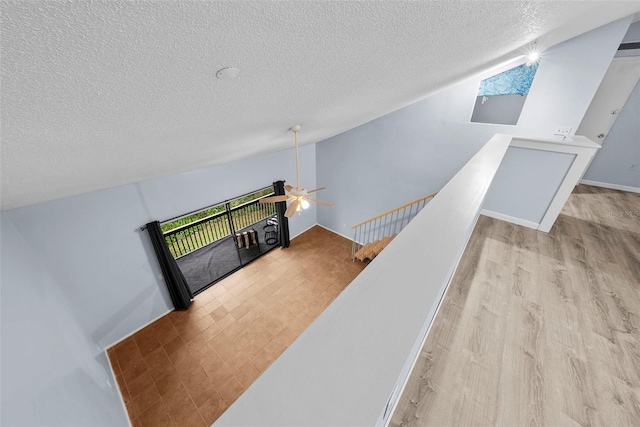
2,1,639,210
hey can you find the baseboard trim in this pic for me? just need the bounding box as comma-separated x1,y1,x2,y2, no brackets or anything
291,222,356,243
480,209,540,230
104,309,174,426
106,353,134,427
315,223,354,242
105,308,173,350
109,223,349,351
580,180,640,194
290,223,319,240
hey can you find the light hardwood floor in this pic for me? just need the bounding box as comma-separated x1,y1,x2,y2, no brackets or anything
391,185,640,426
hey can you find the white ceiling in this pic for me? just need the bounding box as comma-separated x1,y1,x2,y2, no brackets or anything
2,1,639,210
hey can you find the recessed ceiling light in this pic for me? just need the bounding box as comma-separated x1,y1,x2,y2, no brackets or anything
216,67,240,80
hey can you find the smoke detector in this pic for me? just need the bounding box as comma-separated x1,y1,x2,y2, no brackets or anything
216,67,240,80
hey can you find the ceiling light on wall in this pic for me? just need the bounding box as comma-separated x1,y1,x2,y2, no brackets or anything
526,41,540,65
216,67,240,80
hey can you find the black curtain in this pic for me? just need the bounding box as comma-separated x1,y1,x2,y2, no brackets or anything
146,221,193,310
273,180,291,248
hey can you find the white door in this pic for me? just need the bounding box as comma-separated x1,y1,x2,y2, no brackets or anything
576,56,640,145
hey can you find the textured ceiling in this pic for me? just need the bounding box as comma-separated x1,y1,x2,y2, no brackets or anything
2,1,639,210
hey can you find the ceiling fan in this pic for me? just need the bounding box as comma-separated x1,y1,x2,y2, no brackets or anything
260,125,334,218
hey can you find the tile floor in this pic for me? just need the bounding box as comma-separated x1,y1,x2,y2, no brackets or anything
107,226,365,426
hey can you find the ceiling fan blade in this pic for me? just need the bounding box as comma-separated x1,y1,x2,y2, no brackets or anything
303,196,334,207
259,195,292,203
284,184,294,192
306,187,326,194
285,199,301,217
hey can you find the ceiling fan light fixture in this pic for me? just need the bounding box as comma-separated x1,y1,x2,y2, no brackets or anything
258,125,334,218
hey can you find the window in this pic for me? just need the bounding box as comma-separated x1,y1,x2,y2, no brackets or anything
470,62,539,125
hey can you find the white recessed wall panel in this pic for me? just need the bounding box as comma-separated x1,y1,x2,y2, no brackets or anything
483,147,576,224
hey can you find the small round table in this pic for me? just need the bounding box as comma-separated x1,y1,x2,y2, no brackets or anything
263,224,278,245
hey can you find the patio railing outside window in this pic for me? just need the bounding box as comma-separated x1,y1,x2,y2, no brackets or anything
162,190,276,259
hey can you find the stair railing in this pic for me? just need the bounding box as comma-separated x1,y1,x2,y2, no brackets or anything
351,191,437,261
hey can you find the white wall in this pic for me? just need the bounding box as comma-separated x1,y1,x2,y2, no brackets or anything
622,20,640,42
583,80,640,189
215,135,513,427
1,214,130,426
0,15,632,426
616,20,640,58
483,147,576,224
316,17,631,236
516,17,631,138
0,144,316,425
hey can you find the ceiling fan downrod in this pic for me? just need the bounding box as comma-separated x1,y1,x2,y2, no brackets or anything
257,124,333,218
291,124,301,190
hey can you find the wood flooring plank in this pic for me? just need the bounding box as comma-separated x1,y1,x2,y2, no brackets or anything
390,185,640,427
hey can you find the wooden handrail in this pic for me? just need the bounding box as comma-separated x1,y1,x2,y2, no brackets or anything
351,191,438,229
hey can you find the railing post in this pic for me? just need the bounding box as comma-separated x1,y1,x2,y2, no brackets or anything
371,219,375,242
374,219,378,242
349,192,437,262
195,224,203,248
365,222,369,246
352,227,356,261
185,232,193,253
225,202,236,237
383,212,389,238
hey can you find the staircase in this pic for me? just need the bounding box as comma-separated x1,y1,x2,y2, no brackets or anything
351,191,437,261
353,234,397,261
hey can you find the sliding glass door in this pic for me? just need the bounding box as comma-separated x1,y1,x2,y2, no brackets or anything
161,186,281,295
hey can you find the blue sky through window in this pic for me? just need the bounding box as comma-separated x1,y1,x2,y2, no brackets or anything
478,62,539,97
